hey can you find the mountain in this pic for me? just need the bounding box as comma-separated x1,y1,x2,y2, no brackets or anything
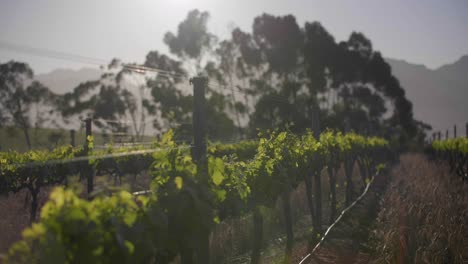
36,67,101,94
35,58,467,137
386,56,468,136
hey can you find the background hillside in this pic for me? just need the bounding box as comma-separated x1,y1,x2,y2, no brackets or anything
386,55,468,135
33,55,468,136
36,67,101,94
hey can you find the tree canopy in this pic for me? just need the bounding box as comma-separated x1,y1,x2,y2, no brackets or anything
2,10,427,149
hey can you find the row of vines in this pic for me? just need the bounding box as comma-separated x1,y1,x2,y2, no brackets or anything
1,130,390,263
430,137,468,181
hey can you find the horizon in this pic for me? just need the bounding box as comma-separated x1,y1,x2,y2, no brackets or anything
31,54,468,75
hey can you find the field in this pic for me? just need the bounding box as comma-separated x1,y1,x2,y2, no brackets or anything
0,131,466,264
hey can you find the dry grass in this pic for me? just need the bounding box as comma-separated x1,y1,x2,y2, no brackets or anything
0,188,52,254
371,153,468,263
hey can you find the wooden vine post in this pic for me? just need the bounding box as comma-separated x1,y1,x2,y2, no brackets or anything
311,104,322,234
84,118,94,197
70,129,75,147
191,76,208,177
190,76,209,264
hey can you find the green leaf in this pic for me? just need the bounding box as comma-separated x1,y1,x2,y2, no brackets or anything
212,170,224,186
215,189,226,201
124,240,135,254
174,176,183,190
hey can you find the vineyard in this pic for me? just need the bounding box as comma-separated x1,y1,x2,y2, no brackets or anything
0,72,467,263
0,125,394,263
430,137,468,181
0,69,467,263
1,7,467,263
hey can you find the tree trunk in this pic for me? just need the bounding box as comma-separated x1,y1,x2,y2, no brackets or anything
14,97,32,150
357,160,367,192
196,230,210,264
366,161,373,179
314,171,322,234
304,173,316,230
180,247,194,264
328,166,337,223
282,191,294,259
344,159,354,206
251,206,263,264
228,74,243,138
22,125,32,150
28,187,39,223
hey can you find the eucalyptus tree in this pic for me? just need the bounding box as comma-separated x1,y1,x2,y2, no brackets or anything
0,61,56,149
231,14,311,135
164,9,216,75
59,60,130,136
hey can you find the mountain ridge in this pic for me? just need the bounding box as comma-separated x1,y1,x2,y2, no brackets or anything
386,55,467,134
36,67,101,95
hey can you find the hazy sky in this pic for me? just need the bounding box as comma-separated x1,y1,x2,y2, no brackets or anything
0,0,467,74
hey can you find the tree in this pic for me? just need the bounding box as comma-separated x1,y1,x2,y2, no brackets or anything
59,59,153,140
164,9,216,74
143,51,191,139
0,61,56,149
162,10,239,141
228,13,423,145
232,14,310,135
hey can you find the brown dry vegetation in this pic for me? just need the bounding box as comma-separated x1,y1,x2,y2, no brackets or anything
293,153,467,264
371,154,468,263
0,188,51,255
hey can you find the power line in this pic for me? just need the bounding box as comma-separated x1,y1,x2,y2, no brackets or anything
0,40,189,82
0,40,107,66
123,64,188,79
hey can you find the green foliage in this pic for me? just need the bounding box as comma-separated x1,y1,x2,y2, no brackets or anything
431,137,468,179
432,138,468,154
6,187,165,264
4,129,390,263
208,140,258,161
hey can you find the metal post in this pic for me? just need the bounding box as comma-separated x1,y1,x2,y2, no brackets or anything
446,130,449,140
437,131,441,141
70,129,75,147
466,122,468,138
454,125,457,138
